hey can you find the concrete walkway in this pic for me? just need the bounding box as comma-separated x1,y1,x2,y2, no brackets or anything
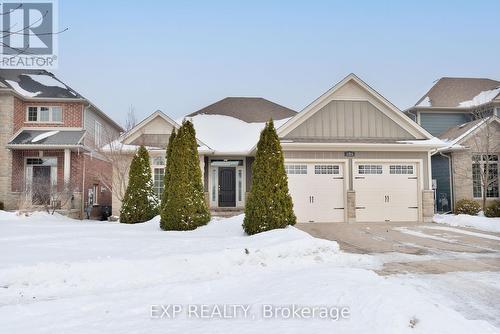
297,222,500,274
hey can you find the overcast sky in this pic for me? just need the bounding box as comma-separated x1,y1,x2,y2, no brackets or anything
55,0,500,127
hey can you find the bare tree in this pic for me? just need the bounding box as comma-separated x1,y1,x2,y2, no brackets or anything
125,105,137,132
20,180,76,215
453,109,499,211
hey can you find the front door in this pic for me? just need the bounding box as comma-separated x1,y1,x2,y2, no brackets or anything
218,167,236,207
32,165,51,205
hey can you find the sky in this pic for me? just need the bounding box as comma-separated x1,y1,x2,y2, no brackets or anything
55,0,500,127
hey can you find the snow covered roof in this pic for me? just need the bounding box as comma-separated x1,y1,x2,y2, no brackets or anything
0,69,80,99
413,77,500,108
187,114,291,154
8,129,85,146
187,97,296,123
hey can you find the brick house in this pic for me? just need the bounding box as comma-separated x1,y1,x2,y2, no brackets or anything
0,70,123,219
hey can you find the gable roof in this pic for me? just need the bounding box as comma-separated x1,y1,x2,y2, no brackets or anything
278,73,433,140
438,116,499,147
414,77,500,108
121,110,180,144
0,69,81,99
187,97,296,123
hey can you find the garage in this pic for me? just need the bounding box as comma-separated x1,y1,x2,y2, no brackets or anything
286,162,345,223
353,162,419,222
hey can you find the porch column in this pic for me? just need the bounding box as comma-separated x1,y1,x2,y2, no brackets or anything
64,149,71,186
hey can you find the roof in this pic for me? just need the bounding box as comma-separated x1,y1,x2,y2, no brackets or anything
8,129,85,146
0,69,81,99
0,69,124,132
277,73,433,141
187,97,296,123
438,116,499,150
414,77,500,108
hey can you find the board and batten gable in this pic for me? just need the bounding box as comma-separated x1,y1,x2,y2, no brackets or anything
281,78,427,141
84,105,121,147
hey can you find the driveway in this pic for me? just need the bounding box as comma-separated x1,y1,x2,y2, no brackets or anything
297,222,500,275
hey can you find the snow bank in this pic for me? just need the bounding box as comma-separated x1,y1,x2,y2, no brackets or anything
433,213,500,233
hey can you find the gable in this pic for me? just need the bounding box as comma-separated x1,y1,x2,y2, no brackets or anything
279,75,431,141
461,118,500,149
284,100,414,140
123,114,176,145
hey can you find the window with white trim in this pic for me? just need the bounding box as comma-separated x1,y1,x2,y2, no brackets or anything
92,184,99,205
389,165,414,175
285,164,307,174
358,165,382,174
314,165,339,174
153,168,165,199
94,121,103,147
26,106,62,123
472,154,499,198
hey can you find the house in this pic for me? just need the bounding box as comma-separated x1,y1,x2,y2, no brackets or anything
115,74,441,223
0,69,123,218
406,77,500,212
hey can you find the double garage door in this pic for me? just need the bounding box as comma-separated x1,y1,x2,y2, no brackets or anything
286,161,419,223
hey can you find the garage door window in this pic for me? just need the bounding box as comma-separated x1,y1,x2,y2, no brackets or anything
389,165,414,175
285,165,307,174
358,165,382,174
314,165,339,174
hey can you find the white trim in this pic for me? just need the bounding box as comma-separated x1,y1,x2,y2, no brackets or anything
281,142,440,151
25,105,63,123
121,110,180,143
277,73,433,140
207,157,246,209
64,149,71,185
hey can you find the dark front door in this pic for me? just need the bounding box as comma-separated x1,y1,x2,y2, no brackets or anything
218,167,236,207
32,166,51,205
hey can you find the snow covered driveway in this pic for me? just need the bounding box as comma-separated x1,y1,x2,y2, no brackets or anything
0,212,498,333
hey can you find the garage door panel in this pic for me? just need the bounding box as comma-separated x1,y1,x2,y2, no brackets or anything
286,163,345,223
354,162,419,222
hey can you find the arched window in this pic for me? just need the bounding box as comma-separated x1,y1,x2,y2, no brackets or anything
151,156,165,166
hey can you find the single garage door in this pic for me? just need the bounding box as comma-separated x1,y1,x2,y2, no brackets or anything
353,162,419,222
286,163,345,223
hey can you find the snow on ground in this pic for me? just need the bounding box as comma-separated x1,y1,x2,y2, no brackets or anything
0,212,498,333
434,214,500,233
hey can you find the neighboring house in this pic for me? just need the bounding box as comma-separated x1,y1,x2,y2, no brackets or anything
406,77,500,212
0,69,123,218
115,74,440,223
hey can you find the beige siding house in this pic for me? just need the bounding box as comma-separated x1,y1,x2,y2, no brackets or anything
113,74,441,223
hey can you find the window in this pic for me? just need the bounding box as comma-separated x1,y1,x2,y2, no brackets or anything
238,170,242,202
285,164,307,174
153,168,165,199
211,169,216,202
25,106,62,123
94,121,103,147
472,154,499,198
358,165,382,174
314,165,339,175
152,156,165,166
389,165,414,175
92,184,99,205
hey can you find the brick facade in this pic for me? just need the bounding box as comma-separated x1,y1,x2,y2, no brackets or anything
13,97,84,132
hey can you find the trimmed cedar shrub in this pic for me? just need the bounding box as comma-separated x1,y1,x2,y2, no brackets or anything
160,120,210,230
454,199,481,216
484,200,500,218
243,120,296,235
120,145,159,223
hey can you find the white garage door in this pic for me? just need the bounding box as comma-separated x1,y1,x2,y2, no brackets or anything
286,163,345,223
353,162,419,222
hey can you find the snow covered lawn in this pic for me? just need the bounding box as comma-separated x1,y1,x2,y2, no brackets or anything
434,213,500,233
0,212,498,333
